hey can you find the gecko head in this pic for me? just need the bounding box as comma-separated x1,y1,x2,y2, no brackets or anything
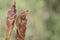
23,9,31,15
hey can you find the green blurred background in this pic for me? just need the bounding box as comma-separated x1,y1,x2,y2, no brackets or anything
0,0,60,40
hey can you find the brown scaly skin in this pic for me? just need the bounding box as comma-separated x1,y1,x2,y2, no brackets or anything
16,10,30,40
6,1,16,40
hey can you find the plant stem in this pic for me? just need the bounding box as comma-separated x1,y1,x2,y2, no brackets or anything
6,1,16,40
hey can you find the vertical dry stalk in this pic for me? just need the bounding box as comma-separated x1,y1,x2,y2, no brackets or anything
6,1,16,40
16,10,30,40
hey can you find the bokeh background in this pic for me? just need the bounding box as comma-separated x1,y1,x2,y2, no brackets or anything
0,0,60,40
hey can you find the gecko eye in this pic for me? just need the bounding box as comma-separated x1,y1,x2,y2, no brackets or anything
24,9,31,13
26,10,29,12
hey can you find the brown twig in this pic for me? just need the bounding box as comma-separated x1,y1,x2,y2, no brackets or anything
6,1,16,40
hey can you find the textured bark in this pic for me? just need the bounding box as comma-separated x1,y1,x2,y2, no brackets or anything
6,1,16,40
16,10,29,40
